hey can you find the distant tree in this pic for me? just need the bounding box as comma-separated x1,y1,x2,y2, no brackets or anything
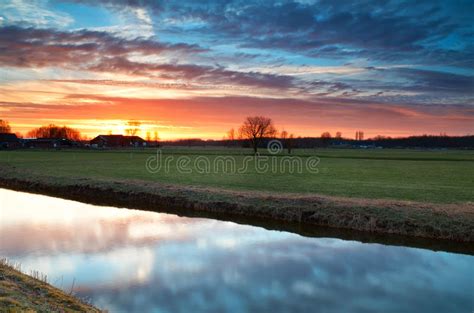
280,130,293,153
238,116,277,154
321,132,332,147
287,133,295,154
125,120,141,136
153,131,160,145
227,128,235,141
26,124,81,140
146,131,151,141
335,131,342,139
321,132,331,139
0,119,11,133
355,131,364,140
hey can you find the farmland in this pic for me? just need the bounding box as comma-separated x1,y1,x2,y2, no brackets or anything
0,147,473,203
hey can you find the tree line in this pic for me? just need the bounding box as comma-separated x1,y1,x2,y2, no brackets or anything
0,119,160,142
2,117,473,149
1,119,82,140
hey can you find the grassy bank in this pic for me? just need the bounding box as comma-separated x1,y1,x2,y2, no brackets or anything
0,259,100,312
0,151,473,242
0,148,473,203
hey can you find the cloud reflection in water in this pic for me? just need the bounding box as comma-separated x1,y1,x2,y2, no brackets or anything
0,189,472,313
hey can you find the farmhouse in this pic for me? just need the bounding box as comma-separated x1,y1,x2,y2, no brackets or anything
90,135,146,148
0,133,21,149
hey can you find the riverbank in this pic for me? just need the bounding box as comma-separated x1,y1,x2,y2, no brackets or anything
1,166,473,245
0,260,100,312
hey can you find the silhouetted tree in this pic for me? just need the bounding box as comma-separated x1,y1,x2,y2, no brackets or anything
321,132,331,139
280,130,295,154
287,133,295,154
239,116,277,154
125,120,141,136
372,135,390,140
26,124,81,140
227,128,235,140
0,119,11,133
355,131,364,140
335,131,342,139
321,132,332,147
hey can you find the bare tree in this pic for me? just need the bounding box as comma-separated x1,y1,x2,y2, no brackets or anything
0,119,11,133
239,116,277,154
146,131,151,142
227,128,235,141
153,131,160,145
335,131,342,139
125,120,141,136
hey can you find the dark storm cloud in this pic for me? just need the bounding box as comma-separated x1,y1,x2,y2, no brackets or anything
69,0,473,66
238,2,471,65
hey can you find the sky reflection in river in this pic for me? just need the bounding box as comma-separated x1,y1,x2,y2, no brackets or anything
0,188,472,313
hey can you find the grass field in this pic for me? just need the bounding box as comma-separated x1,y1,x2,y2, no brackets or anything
0,147,473,203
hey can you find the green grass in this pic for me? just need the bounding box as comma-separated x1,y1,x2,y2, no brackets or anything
0,147,473,203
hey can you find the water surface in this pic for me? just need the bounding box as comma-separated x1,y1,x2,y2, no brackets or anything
0,188,472,312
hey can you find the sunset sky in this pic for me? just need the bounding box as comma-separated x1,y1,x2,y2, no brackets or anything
1,0,473,139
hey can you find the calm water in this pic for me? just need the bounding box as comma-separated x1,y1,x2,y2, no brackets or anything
0,188,472,313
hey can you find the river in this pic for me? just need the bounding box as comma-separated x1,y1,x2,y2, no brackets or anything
0,188,472,312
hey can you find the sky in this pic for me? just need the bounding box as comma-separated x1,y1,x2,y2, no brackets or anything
0,0,473,139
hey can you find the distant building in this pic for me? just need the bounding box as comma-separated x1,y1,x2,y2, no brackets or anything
24,138,78,149
90,135,146,148
0,133,21,149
